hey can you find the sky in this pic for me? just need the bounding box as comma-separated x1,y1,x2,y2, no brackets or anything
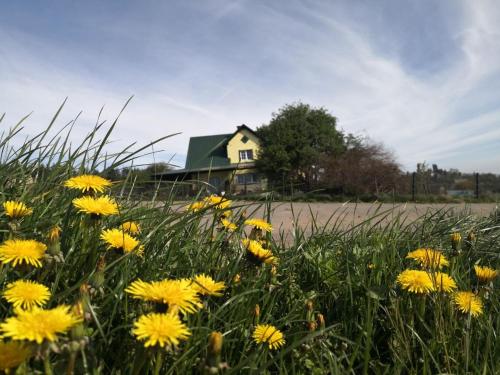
1,0,500,172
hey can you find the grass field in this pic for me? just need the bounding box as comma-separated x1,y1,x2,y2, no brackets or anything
0,111,499,374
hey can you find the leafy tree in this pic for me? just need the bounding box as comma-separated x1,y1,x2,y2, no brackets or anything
256,103,344,190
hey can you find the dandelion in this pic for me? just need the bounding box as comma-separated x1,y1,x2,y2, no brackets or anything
101,228,140,254
220,218,237,232
192,274,226,297
64,174,112,193
430,272,457,293
47,225,61,243
3,280,51,310
396,269,435,294
242,239,276,264
72,196,119,216
203,195,232,210
125,279,202,315
474,265,498,283
450,232,462,251
453,291,483,317
132,312,191,348
244,218,272,232
208,331,223,358
252,324,285,350
0,239,47,268
0,305,82,343
0,341,32,372
121,221,140,235
406,248,449,269
3,201,33,219
186,201,206,212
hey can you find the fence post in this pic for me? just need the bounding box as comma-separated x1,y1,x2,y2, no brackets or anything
475,172,479,199
412,172,416,201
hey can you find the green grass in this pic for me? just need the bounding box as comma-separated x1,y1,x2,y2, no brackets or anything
0,106,499,374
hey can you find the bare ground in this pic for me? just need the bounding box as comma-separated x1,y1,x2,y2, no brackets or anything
232,202,498,239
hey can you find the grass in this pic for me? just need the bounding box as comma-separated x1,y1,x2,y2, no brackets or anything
0,105,499,374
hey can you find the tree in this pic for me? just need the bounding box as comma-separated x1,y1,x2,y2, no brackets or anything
256,103,344,190
320,136,403,196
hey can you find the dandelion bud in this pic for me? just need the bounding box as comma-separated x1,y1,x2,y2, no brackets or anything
48,225,61,243
72,301,85,319
270,265,277,276
253,304,260,325
96,255,106,272
208,331,223,357
305,300,314,312
467,231,476,243
451,232,462,252
307,321,317,331
79,283,90,297
233,274,241,284
317,313,326,330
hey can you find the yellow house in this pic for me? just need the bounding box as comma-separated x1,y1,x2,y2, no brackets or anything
158,125,266,194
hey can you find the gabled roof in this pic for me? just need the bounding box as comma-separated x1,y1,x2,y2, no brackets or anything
185,133,232,170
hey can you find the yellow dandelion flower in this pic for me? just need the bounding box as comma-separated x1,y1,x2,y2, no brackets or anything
3,280,51,310
186,201,206,212
125,279,202,315
192,274,226,297
101,228,140,254
453,291,483,317
0,239,47,268
72,195,118,216
3,201,33,219
242,239,277,265
0,341,32,372
64,174,112,193
430,272,457,293
474,265,498,283
252,324,285,350
244,218,272,232
221,218,237,232
0,305,82,343
406,248,449,269
396,269,435,294
121,221,140,235
133,312,191,348
203,195,232,210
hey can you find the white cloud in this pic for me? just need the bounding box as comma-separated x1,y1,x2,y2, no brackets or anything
0,0,499,172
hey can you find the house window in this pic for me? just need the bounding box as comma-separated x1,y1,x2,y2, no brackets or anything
241,135,249,143
239,149,253,161
236,173,258,184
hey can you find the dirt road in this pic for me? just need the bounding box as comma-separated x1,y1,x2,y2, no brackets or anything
233,202,498,235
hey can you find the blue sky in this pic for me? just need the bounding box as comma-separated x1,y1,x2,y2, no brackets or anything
1,0,500,172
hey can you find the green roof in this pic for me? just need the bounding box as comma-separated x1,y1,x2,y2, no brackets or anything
185,133,232,170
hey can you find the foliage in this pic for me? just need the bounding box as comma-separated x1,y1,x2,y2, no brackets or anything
256,103,345,190
0,107,499,374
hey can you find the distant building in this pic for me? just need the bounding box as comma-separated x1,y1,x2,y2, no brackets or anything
157,124,266,194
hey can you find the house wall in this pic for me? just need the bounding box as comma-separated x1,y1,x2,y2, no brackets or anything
232,168,266,194
226,129,261,164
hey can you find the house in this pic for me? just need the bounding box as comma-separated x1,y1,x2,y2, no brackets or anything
157,124,266,194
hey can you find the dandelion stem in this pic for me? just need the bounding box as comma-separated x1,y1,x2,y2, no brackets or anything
153,350,164,375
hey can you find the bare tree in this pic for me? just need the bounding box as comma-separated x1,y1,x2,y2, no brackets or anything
320,136,403,196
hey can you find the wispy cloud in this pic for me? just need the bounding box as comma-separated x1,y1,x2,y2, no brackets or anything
0,0,499,172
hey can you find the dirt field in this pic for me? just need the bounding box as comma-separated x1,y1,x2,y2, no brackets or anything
234,202,498,238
